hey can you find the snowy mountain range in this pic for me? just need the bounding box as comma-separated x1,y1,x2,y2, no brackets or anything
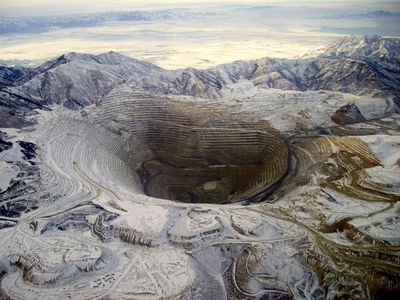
0,35,399,118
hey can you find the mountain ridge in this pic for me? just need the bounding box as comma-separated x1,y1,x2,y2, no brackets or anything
1,35,399,113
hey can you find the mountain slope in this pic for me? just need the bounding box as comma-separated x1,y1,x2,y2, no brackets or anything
0,35,399,112
320,35,400,60
0,65,31,88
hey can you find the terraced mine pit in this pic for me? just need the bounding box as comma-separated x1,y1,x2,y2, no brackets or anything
95,89,289,204
136,127,288,204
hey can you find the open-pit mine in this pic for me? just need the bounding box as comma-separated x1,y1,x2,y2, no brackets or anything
0,35,400,299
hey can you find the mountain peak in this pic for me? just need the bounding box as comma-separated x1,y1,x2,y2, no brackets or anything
55,51,162,69
321,35,400,60
58,52,94,62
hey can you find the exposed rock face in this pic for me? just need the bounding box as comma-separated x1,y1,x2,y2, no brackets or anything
331,103,366,125
0,35,399,299
0,131,12,153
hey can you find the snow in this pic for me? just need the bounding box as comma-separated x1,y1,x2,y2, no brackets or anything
0,161,18,191
359,135,400,169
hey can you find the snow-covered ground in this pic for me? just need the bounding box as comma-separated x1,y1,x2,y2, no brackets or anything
0,35,399,299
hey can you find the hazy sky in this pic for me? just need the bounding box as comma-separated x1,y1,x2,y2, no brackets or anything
2,0,400,16
0,1,399,68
